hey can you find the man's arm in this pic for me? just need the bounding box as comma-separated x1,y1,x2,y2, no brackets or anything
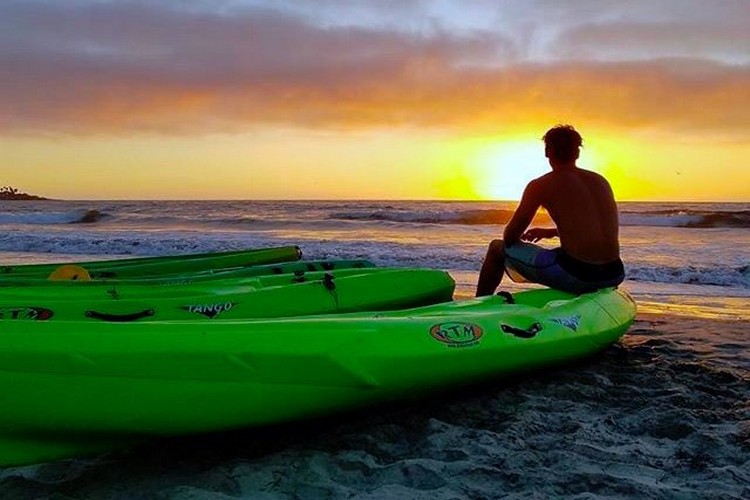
503,181,542,246
522,227,558,242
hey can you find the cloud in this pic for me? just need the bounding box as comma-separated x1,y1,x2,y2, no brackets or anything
1,1,748,136
464,0,750,63
550,21,749,63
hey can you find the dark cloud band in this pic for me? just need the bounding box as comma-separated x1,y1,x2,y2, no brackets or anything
1,1,747,135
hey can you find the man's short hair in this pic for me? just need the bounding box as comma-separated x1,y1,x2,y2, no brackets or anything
542,125,583,162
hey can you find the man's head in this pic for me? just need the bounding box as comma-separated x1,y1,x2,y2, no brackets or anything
542,125,583,165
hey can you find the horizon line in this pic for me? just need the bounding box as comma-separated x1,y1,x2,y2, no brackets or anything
8,198,747,204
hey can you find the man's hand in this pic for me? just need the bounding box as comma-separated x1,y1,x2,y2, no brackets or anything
521,227,558,243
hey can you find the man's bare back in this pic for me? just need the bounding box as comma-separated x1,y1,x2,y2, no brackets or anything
528,168,619,264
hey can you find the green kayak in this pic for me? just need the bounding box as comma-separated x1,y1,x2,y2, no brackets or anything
0,246,302,279
0,287,635,466
0,259,374,287
0,268,455,322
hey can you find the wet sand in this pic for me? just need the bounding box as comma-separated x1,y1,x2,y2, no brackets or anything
1,312,748,499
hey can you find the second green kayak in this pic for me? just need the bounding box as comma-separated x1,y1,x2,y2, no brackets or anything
0,268,456,321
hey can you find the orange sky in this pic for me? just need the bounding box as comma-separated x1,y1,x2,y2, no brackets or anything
1,1,748,201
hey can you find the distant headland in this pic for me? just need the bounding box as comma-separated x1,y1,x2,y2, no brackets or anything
0,186,50,200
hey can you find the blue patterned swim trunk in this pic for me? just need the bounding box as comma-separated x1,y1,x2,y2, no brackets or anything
505,242,625,294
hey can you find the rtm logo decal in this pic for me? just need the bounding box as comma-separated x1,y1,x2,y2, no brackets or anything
430,322,483,347
550,314,582,332
0,307,54,320
182,302,236,319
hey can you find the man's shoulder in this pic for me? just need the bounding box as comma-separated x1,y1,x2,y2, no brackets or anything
532,172,555,185
534,168,613,196
580,169,613,190
529,172,557,192
558,167,612,189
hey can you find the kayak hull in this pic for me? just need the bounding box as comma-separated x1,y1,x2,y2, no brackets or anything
0,288,636,466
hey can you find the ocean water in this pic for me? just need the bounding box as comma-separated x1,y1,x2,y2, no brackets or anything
0,200,747,317
0,200,748,498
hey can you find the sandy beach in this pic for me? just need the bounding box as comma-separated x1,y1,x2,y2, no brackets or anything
1,310,747,499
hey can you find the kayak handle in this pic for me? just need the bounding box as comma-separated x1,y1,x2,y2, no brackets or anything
90,271,117,278
322,273,336,291
85,309,155,322
501,322,542,339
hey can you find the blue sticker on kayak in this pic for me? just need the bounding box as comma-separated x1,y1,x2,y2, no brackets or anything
550,314,581,332
0,307,54,321
430,322,483,347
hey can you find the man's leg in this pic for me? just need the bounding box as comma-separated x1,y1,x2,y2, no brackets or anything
476,239,505,297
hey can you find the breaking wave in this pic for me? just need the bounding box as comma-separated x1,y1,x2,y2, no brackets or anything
620,209,750,229
331,209,551,225
331,208,750,228
0,208,104,225
626,264,749,289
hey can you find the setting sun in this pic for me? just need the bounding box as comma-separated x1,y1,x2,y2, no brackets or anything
468,138,605,201
471,140,547,200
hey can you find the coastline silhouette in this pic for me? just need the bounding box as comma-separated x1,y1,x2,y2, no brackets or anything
0,186,49,200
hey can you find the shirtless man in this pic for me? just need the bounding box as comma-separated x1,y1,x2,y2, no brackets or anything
476,125,625,296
